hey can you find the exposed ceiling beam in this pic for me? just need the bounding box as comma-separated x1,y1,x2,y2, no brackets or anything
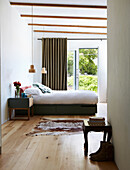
38,38,107,40
10,2,107,9
21,15,107,20
34,30,107,35
28,23,107,29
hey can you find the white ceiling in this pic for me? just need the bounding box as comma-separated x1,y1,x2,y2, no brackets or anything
9,0,107,38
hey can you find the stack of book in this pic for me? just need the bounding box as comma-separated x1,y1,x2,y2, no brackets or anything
88,117,105,126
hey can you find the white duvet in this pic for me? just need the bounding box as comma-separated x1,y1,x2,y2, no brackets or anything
33,90,98,105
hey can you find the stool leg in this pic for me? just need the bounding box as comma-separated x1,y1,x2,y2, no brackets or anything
84,130,88,156
103,131,107,141
107,131,112,142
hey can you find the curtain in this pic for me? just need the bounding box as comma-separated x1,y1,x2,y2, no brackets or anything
42,38,67,90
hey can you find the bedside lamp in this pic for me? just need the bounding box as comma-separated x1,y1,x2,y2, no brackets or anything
29,65,36,73
29,6,36,73
41,67,47,74
41,67,47,85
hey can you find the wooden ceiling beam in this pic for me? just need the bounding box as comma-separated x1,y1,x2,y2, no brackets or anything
28,23,107,29
10,2,107,9
34,30,107,35
21,15,107,20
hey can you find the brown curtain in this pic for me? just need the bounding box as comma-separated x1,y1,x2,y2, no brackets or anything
42,38,67,90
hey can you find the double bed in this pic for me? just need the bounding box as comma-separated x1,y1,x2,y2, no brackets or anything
33,90,98,105
25,86,98,115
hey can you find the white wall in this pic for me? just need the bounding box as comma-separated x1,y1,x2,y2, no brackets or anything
98,41,107,102
68,40,107,103
0,0,33,124
33,38,42,83
107,0,130,169
0,13,2,153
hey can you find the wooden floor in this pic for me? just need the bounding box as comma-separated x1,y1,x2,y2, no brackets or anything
0,104,118,170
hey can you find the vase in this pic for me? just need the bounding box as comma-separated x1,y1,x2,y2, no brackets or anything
15,88,20,98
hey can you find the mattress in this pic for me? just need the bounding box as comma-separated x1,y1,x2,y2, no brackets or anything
33,90,98,105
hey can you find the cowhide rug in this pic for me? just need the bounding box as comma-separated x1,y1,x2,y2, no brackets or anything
26,118,83,136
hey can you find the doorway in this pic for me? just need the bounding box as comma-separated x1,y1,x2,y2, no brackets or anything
67,48,98,93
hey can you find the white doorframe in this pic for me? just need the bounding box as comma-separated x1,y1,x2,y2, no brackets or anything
0,20,2,154
75,49,79,90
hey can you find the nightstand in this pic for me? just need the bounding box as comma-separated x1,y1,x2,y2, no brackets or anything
8,97,33,120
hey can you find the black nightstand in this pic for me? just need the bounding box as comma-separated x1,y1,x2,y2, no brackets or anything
8,98,33,120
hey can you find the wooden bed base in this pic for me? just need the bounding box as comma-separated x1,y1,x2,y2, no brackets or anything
33,104,97,115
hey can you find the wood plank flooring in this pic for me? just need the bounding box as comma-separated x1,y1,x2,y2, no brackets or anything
0,104,118,170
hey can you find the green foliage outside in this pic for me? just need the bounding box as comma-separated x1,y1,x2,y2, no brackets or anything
67,49,98,92
67,49,98,76
67,51,74,76
79,49,98,75
68,75,98,93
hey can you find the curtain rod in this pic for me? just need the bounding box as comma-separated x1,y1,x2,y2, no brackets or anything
37,38,107,41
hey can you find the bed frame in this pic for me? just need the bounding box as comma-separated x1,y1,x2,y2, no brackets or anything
33,104,97,115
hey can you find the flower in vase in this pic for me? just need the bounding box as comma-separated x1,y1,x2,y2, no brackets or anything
13,81,21,97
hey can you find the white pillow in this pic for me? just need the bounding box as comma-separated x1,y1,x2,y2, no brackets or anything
33,82,52,93
25,87,42,96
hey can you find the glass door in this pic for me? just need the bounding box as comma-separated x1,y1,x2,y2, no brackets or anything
79,48,98,93
67,48,98,93
67,50,76,90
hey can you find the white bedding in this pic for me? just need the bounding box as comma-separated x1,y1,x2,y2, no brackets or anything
33,90,98,105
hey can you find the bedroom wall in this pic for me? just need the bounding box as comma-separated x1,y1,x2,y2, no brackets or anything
0,16,2,153
33,38,42,83
68,40,107,103
107,0,130,169
0,0,33,124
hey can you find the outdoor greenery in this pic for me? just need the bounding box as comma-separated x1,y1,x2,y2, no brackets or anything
79,49,98,75
67,49,98,92
67,52,74,76
68,75,98,93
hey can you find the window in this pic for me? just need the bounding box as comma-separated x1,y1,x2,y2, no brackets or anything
67,48,98,93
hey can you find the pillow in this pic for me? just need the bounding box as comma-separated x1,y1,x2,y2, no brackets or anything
33,83,52,93
20,86,31,96
24,87,42,96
